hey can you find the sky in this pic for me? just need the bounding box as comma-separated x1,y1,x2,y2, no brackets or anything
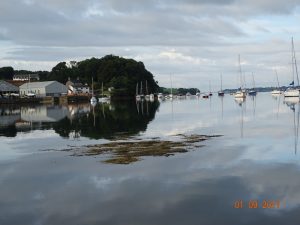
1,0,300,90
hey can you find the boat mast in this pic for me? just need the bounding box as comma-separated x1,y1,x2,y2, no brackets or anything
102,82,104,96
146,80,148,95
170,74,173,95
275,70,280,88
92,77,94,96
140,81,143,95
220,74,223,91
291,37,295,87
292,37,299,86
252,72,255,89
238,54,243,89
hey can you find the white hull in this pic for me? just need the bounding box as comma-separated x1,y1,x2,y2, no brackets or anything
234,91,246,98
271,90,282,95
90,97,97,104
284,89,299,97
149,94,155,101
99,97,110,103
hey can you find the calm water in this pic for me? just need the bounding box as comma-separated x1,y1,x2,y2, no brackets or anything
1,93,300,224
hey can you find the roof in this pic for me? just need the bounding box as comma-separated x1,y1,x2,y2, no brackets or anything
66,79,89,88
6,80,27,87
19,81,63,89
13,74,39,78
0,80,19,92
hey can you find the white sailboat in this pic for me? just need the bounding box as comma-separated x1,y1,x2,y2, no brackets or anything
136,83,141,101
284,37,300,98
234,55,246,99
90,77,97,104
168,75,174,99
98,82,110,103
158,93,164,99
248,73,257,96
145,80,154,101
218,74,224,96
140,81,144,99
271,70,282,95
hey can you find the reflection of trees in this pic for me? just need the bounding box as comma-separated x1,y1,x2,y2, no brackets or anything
0,101,160,139
53,101,160,139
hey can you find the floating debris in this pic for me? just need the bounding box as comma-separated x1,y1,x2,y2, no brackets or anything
71,134,221,164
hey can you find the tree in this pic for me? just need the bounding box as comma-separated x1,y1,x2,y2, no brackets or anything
0,67,14,80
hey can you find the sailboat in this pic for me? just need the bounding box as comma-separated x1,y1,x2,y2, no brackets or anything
234,55,246,99
248,73,257,96
218,74,225,96
98,82,110,103
145,80,154,101
271,70,282,95
284,37,300,97
209,80,213,96
90,77,97,104
139,81,145,99
168,75,174,99
145,80,150,100
136,83,141,101
202,81,210,98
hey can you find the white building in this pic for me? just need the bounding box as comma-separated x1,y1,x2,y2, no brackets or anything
13,74,40,81
19,81,68,97
66,78,90,95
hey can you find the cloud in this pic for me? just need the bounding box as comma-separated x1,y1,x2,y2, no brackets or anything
0,0,300,89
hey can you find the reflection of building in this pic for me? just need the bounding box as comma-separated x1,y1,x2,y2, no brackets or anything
20,105,69,122
19,81,68,97
0,80,19,96
67,104,91,119
66,78,90,95
13,74,39,81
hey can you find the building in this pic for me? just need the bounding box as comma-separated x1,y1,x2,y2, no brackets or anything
19,81,68,97
0,80,19,96
13,74,40,81
66,78,90,95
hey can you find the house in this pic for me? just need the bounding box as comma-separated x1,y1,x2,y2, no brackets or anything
0,80,19,96
19,81,68,97
13,74,40,81
66,77,90,95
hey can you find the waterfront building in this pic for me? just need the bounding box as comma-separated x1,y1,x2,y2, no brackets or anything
19,81,67,97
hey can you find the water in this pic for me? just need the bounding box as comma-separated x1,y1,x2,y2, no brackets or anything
0,93,300,224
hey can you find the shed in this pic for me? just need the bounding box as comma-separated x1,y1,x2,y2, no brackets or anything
0,80,19,96
19,81,68,97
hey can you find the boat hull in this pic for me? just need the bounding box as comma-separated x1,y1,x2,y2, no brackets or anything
234,91,246,98
284,89,299,97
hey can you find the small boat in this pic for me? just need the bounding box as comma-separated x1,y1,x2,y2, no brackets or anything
158,93,164,99
98,82,110,103
248,73,257,96
234,90,246,98
284,37,300,98
271,70,282,95
234,55,246,99
90,77,97,104
136,82,143,101
271,90,282,95
284,88,299,97
145,81,151,101
149,93,155,101
218,74,225,96
202,94,209,99
209,80,213,96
